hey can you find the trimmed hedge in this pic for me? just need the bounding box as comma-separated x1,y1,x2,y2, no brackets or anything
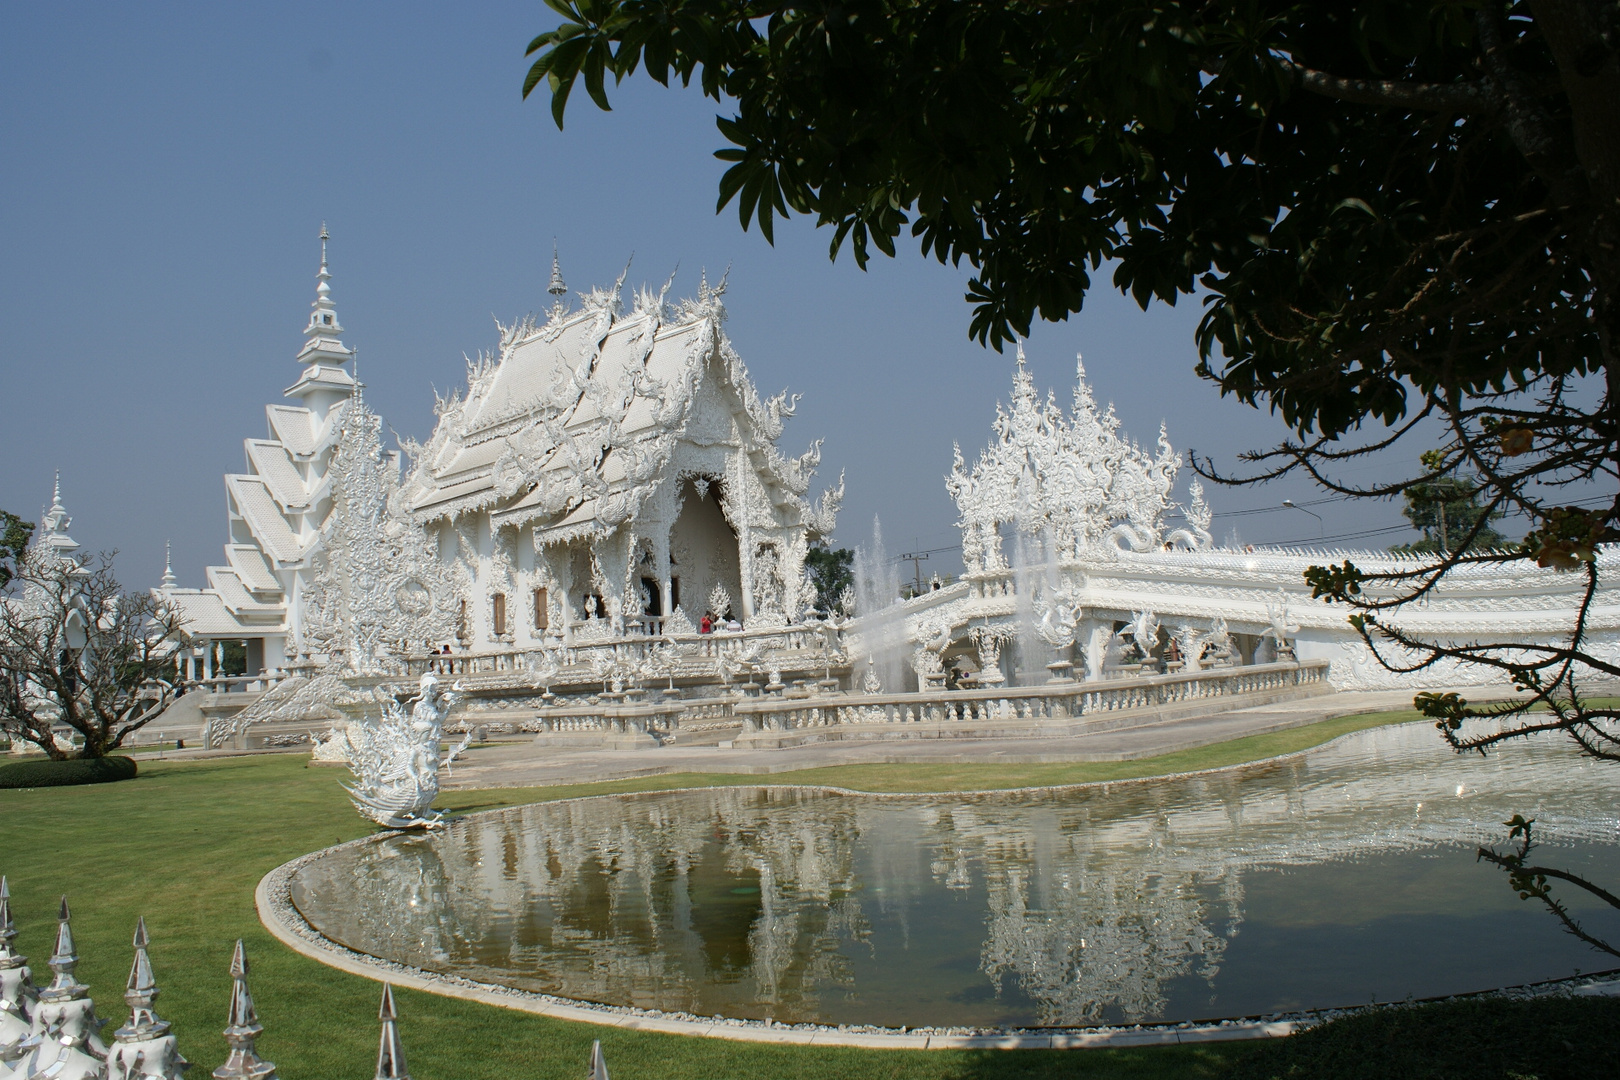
0,755,138,789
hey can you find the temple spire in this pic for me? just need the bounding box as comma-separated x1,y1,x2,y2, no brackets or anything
23,895,110,1080
295,224,353,368
107,917,189,1079
547,243,567,297
372,984,409,1080
0,878,17,964
546,243,569,321
160,542,178,590
212,941,275,1080
40,472,79,556
305,223,342,338
118,918,166,1039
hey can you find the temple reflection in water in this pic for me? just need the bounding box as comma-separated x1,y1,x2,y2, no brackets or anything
292,724,1620,1027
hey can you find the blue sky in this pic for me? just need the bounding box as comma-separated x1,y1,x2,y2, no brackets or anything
0,3,1415,588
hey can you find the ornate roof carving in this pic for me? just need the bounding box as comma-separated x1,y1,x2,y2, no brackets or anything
401,272,838,544
949,347,1208,569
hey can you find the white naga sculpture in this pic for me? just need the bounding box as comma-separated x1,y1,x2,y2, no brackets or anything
345,673,465,829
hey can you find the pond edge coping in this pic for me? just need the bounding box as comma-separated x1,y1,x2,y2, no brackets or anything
256,754,1620,1050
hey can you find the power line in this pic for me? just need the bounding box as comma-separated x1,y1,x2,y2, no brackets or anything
1265,523,1415,547
1214,494,1356,518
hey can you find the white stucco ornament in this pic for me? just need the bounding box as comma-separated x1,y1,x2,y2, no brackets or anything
344,674,464,829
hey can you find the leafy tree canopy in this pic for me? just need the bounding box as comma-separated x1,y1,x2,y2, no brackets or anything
0,510,32,589
527,0,1619,446
804,542,854,612
528,0,1620,748
1392,476,1509,553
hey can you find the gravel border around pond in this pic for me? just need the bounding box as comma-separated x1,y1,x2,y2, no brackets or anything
257,784,1620,1050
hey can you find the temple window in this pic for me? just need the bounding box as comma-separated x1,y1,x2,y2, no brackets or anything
532,588,548,630
491,592,507,637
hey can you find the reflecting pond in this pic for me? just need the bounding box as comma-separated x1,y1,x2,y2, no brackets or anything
291,723,1620,1028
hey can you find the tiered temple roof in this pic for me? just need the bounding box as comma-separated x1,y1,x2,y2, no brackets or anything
401,268,837,548
163,226,357,656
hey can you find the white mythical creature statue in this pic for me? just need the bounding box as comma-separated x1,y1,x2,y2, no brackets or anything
344,674,465,830
1205,616,1236,666
1123,610,1161,660
1034,578,1083,649
1262,591,1301,661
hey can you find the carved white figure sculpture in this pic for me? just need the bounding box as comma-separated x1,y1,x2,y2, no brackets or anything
1033,578,1083,649
1263,590,1301,659
345,673,464,829
1123,610,1161,661
525,646,563,695
308,723,355,763
1205,617,1235,666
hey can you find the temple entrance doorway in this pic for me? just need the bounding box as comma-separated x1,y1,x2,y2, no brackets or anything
670,477,742,623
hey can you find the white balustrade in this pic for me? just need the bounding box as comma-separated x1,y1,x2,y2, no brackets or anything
733,660,1328,735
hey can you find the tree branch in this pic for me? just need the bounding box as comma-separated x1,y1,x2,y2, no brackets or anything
1277,59,1504,113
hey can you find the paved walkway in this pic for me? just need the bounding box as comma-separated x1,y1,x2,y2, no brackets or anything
442,687,1449,790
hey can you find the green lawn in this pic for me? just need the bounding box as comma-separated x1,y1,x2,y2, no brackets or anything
0,708,1612,1079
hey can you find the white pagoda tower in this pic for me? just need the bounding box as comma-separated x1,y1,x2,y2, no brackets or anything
163,226,368,676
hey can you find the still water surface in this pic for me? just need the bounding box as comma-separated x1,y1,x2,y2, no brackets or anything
292,724,1620,1027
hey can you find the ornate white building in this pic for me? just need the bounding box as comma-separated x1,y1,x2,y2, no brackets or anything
392,259,841,655
161,231,1617,717
165,237,840,677
862,349,1620,692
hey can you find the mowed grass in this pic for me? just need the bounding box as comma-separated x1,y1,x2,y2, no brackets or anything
0,707,1604,1079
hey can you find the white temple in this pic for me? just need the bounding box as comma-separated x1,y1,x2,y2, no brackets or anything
164,234,841,680
154,229,1620,750
393,257,842,652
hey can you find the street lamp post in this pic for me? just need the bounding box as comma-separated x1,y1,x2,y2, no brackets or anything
1282,499,1324,539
